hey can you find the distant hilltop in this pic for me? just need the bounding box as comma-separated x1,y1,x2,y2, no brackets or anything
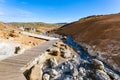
7,22,65,28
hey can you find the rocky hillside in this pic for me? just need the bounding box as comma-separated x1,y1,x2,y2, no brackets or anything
26,41,120,80
56,14,120,73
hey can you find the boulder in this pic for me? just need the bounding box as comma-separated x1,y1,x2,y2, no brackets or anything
68,62,74,70
78,77,83,80
61,61,74,73
61,49,71,58
71,68,79,77
29,64,41,80
47,47,60,56
48,47,60,52
49,58,58,68
60,44,68,49
107,71,119,79
49,69,58,78
75,75,84,80
95,70,111,80
42,73,50,80
92,59,104,70
62,64,71,73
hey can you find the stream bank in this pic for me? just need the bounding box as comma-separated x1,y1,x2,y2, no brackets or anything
62,36,120,79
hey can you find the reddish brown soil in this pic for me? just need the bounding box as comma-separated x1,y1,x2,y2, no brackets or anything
57,14,120,70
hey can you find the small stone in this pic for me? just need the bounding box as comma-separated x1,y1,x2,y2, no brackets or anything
63,75,73,80
52,43,58,47
73,76,77,80
61,65,64,70
69,63,74,70
62,65,71,73
78,77,83,80
83,77,92,80
60,44,68,49
42,73,50,80
73,55,77,58
49,69,58,78
72,68,79,76
14,46,20,54
79,67,86,76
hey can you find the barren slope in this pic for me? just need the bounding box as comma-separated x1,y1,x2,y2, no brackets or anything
57,14,120,72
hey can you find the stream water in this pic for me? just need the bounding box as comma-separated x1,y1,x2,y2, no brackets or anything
64,36,120,78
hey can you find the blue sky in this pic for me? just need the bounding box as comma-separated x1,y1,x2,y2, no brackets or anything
0,0,120,23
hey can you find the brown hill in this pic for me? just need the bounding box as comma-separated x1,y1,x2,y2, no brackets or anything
57,14,120,72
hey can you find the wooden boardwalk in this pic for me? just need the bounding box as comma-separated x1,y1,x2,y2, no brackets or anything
0,40,57,80
22,32,59,41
